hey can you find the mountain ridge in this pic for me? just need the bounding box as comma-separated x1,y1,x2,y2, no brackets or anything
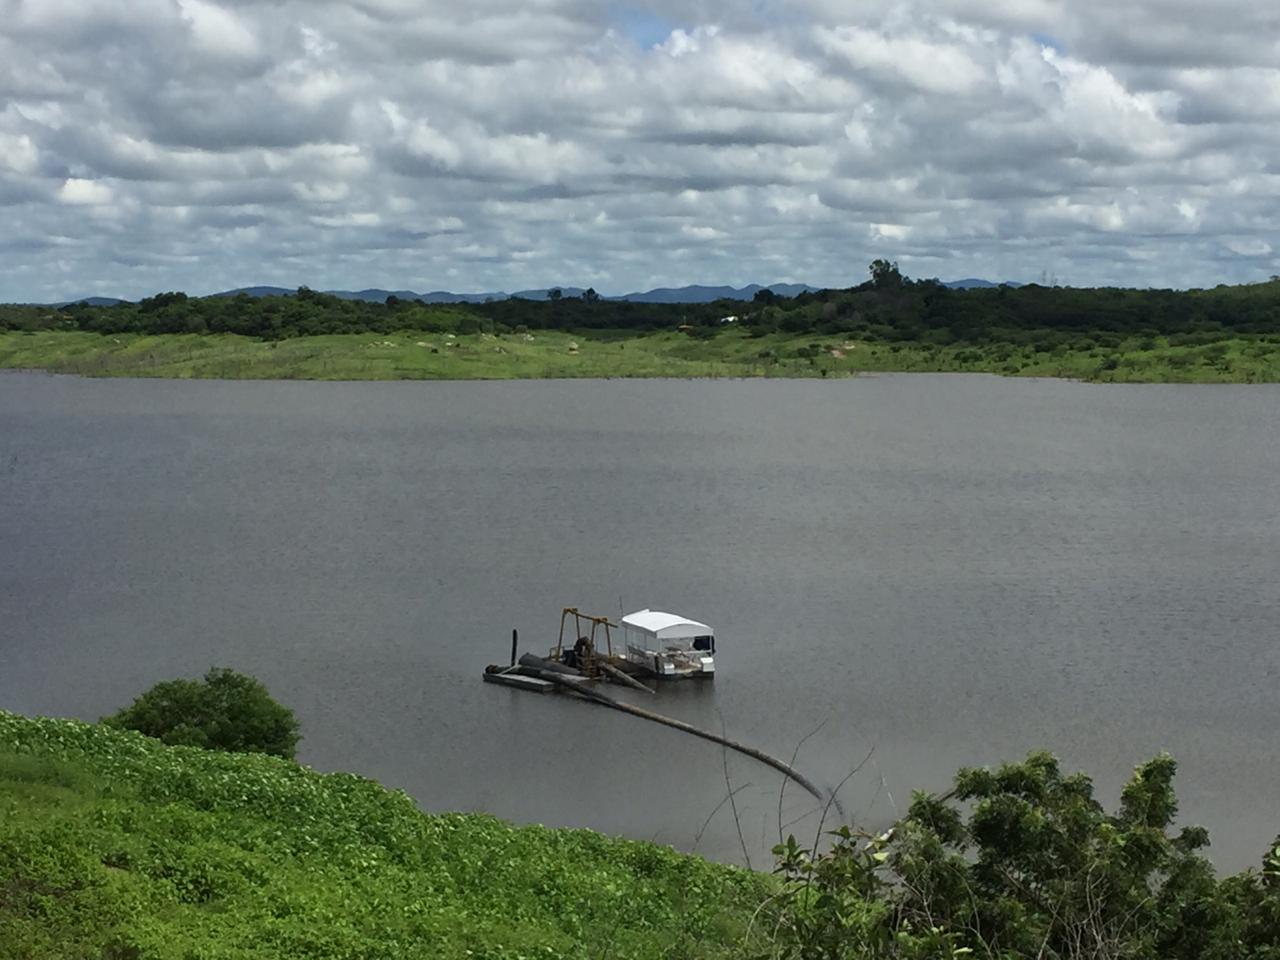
40,278,1022,307
211,283,824,304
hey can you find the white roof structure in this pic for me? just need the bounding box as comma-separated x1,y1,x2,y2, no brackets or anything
621,609,713,640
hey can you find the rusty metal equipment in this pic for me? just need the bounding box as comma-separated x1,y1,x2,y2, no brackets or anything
550,606,618,679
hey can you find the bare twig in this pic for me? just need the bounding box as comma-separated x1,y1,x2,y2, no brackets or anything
780,806,819,834
692,782,753,854
720,716,753,871
777,720,828,845
809,743,876,858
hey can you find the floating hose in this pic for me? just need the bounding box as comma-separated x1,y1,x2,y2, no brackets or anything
514,654,843,817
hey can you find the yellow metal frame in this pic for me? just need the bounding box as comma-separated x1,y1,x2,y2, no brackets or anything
551,607,619,677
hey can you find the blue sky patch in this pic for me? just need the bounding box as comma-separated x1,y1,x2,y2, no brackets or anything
612,6,680,48
1032,32,1064,53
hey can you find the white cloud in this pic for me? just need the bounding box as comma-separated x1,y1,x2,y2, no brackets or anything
682,224,727,240
0,132,39,174
1,0,1279,301
177,0,261,60
312,211,382,227
1224,238,1272,257
1042,49,1184,161
58,178,114,205
815,25,988,95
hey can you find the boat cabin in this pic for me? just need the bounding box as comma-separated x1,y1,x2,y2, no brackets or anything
620,609,715,679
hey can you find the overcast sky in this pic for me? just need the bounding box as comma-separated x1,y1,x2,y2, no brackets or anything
2,0,1278,301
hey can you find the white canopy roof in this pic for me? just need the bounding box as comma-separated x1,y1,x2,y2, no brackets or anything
621,609,713,640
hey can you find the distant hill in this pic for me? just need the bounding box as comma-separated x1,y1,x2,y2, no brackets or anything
329,289,422,303
510,288,588,301
496,283,819,303
325,289,503,304
50,296,127,308
943,279,1024,290
211,286,295,299
399,291,502,304
617,283,818,303
36,280,1022,308
203,283,821,304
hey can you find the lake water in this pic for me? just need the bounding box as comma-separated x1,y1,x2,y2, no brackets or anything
2,371,1278,872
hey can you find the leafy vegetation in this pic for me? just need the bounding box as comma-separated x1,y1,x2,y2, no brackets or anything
3,272,1279,382
103,667,301,759
3,710,1278,958
765,752,1280,959
0,711,766,959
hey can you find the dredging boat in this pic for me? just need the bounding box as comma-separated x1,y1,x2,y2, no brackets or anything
484,606,713,692
481,606,840,812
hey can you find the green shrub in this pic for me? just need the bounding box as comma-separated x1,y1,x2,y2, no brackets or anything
104,668,300,759
766,752,1280,959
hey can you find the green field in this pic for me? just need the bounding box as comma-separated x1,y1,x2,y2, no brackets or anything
4,328,1279,382
0,711,766,960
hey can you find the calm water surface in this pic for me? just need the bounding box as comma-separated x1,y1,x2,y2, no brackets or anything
2,372,1278,871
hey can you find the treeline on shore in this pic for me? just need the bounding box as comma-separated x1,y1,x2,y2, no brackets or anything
5,264,1280,350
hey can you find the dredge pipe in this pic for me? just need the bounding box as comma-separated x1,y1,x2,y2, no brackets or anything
598,661,656,694
516,662,843,817
519,652,583,676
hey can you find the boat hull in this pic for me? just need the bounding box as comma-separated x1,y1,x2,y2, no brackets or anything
617,651,715,681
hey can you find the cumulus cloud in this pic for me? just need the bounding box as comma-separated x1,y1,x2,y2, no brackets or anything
177,0,262,61
58,179,115,206
0,0,1277,301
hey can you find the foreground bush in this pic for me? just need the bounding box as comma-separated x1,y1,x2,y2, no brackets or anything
767,752,1280,959
103,667,300,759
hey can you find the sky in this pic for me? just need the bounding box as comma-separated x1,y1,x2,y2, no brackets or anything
1,0,1278,301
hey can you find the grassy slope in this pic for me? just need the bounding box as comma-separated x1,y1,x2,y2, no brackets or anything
3,329,1279,382
0,712,767,960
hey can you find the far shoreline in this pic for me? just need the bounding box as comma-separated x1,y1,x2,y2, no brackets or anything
2,329,1277,384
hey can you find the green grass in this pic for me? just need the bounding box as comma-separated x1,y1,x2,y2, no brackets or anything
0,712,768,959
3,329,1279,382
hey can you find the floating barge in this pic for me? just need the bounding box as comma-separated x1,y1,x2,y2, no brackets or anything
483,606,716,690
481,670,557,693
482,606,840,812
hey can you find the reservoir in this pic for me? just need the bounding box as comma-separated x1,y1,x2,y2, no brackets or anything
2,371,1277,871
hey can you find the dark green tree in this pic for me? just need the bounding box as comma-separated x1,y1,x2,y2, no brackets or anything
869,259,904,290
769,752,1280,959
104,667,300,759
